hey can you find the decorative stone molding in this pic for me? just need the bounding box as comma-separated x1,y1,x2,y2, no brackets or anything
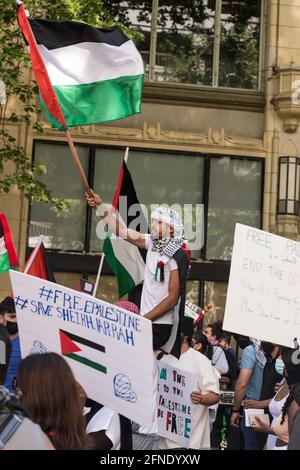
208,127,225,145
271,65,300,133
277,215,300,239
41,121,264,153
281,139,298,157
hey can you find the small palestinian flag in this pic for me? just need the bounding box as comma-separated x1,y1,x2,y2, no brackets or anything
23,241,56,282
0,214,19,273
17,1,144,130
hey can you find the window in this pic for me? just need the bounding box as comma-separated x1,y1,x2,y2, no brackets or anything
206,157,263,260
104,0,263,90
278,157,300,215
29,142,263,266
155,1,215,85
29,142,90,251
219,0,261,89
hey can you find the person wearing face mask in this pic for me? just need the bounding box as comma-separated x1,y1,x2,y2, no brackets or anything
243,341,282,449
0,297,21,391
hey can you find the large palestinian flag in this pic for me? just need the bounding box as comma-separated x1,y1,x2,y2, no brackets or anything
17,1,144,130
0,214,19,273
104,161,146,298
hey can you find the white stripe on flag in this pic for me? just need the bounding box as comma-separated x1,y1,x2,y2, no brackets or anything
110,237,145,285
38,40,144,86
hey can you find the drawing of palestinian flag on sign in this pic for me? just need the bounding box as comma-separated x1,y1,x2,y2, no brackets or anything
59,329,107,374
0,214,19,273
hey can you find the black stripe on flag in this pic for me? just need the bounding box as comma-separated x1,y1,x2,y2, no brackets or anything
60,328,106,353
27,20,128,50
118,162,148,234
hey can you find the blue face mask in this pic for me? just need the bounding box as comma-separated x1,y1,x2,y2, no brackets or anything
275,358,285,376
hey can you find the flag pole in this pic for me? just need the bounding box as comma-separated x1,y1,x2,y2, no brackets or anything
65,130,92,195
17,1,93,197
23,235,44,274
124,147,129,164
92,148,128,297
92,253,105,297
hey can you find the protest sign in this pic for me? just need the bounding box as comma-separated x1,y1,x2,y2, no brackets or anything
156,361,197,447
10,271,154,426
223,224,300,347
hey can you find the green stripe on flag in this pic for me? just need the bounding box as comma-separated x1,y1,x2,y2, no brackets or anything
103,236,136,298
0,252,11,273
41,74,144,130
66,353,107,374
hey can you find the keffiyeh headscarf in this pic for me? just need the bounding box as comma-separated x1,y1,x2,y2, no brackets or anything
150,207,189,283
114,300,140,315
151,207,187,259
250,338,267,369
0,386,28,449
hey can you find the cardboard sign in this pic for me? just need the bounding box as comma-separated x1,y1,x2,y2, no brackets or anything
10,271,155,427
223,224,300,347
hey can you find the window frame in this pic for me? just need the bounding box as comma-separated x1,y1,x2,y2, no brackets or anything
146,0,265,92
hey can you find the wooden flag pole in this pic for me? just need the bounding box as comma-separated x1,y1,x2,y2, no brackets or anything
65,130,93,196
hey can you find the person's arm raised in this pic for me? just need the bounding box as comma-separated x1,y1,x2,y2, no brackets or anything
86,190,147,249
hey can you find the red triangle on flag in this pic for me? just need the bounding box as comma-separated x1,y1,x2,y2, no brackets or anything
59,330,81,355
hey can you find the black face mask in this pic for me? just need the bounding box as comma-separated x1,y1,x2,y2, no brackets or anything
6,321,18,335
261,341,274,357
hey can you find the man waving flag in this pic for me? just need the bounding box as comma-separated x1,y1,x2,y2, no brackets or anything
16,1,144,130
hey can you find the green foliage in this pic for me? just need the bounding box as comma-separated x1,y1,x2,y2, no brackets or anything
0,1,139,211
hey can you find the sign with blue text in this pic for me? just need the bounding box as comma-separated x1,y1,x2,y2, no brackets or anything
10,271,154,426
157,361,197,447
223,224,300,347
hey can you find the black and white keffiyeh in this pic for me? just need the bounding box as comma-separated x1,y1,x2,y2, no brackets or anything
0,386,27,449
250,338,267,369
151,207,187,259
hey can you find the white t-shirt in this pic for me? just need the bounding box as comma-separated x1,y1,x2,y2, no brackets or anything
86,406,121,450
140,235,178,324
159,348,219,450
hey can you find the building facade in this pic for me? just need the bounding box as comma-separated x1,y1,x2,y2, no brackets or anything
1,0,300,324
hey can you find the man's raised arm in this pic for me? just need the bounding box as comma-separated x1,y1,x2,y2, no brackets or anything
86,190,147,249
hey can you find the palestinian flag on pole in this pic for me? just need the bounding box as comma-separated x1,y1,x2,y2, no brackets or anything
0,214,19,273
16,1,144,130
104,160,146,298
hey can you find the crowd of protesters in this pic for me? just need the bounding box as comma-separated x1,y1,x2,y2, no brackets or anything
1,200,300,450
1,293,300,450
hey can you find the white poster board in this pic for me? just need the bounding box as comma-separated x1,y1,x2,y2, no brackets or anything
10,271,154,427
156,361,197,447
223,224,300,347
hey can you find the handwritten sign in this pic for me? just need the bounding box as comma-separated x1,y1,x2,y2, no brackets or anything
223,224,300,347
10,271,154,427
156,361,197,447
